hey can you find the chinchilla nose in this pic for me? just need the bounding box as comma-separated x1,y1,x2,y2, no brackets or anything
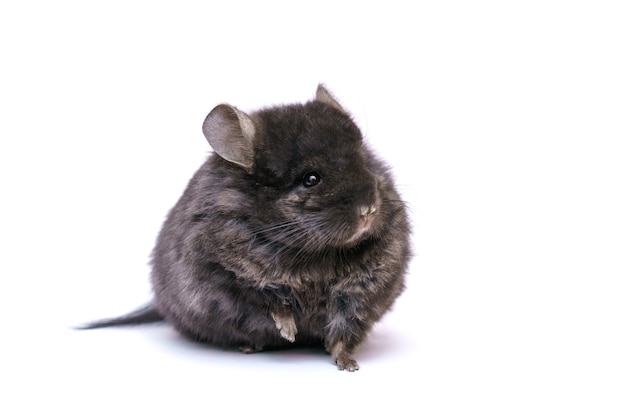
350,168,380,216
359,204,377,217
357,178,380,220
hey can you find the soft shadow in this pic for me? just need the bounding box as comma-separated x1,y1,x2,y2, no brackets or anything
355,324,415,362
135,323,325,367
136,321,413,367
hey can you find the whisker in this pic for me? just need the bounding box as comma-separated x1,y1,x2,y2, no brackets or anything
267,218,325,258
251,220,301,235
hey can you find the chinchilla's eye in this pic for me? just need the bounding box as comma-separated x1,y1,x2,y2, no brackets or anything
302,171,322,187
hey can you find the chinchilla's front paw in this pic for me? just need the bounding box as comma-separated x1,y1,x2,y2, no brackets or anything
271,311,297,343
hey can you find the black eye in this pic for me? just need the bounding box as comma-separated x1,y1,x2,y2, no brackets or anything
302,171,321,187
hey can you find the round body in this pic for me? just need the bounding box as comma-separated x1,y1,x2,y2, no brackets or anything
150,86,411,371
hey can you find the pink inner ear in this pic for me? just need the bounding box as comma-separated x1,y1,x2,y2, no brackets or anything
202,104,255,170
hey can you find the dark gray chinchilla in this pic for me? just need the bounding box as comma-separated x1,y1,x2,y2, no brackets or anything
80,85,412,371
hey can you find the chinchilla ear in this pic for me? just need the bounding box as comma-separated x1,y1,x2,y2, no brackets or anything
202,104,256,171
315,84,345,112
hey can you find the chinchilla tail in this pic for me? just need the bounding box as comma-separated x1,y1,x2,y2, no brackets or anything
75,304,164,330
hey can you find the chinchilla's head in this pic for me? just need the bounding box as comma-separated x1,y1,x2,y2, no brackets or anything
202,85,387,253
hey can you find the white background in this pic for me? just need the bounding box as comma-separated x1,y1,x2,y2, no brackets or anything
1,1,625,416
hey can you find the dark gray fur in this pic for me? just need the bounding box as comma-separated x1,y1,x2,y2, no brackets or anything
80,85,412,371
